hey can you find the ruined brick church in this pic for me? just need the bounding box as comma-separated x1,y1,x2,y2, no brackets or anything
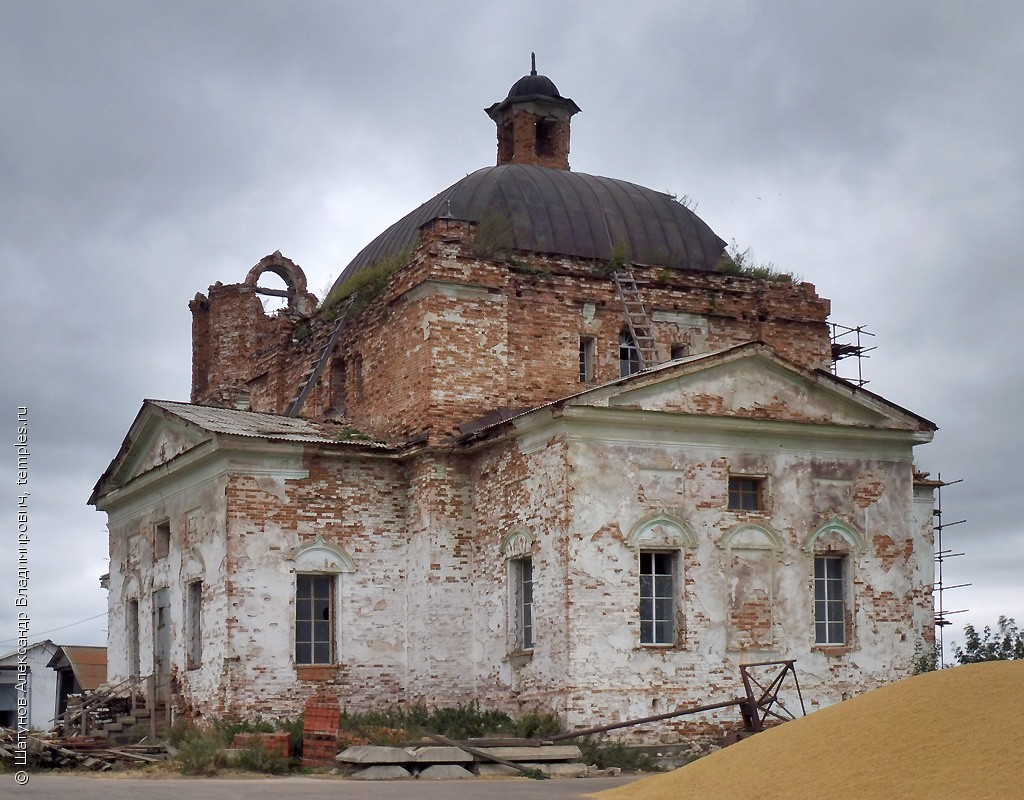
91,63,938,738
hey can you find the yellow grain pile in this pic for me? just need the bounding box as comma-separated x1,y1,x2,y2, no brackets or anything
596,661,1024,800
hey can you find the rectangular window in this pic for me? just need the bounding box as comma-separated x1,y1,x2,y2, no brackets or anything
155,520,171,560
330,358,346,416
295,574,334,664
728,476,764,511
579,336,596,382
670,344,690,359
619,331,642,377
512,558,534,650
127,599,140,678
640,551,676,645
814,556,846,645
186,580,202,670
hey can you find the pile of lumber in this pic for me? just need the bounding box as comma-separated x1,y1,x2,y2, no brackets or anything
0,727,169,770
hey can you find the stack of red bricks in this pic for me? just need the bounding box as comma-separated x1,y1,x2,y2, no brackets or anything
302,695,341,767
230,732,291,759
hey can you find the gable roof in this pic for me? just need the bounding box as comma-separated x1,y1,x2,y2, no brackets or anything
455,342,936,445
90,400,399,505
148,401,389,444
46,646,107,691
0,638,56,664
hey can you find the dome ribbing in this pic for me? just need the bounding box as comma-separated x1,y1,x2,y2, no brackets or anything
332,164,727,288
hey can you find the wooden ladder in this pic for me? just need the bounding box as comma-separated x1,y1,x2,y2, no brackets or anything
286,308,351,417
612,268,657,370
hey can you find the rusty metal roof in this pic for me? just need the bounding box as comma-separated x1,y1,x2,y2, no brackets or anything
47,646,107,691
334,164,727,287
151,400,392,447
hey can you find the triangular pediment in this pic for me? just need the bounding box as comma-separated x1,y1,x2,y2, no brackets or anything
123,415,207,482
567,344,933,432
91,401,211,502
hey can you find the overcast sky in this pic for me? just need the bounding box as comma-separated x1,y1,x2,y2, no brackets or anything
2,1,1021,663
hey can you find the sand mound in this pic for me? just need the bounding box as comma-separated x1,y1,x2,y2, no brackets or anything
595,661,1024,800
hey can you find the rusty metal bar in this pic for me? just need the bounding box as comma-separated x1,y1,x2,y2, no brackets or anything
739,660,805,728
789,665,807,716
739,658,798,669
544,698,746,742
423,732,547,780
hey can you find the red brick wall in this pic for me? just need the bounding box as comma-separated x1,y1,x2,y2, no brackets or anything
191,224,831,444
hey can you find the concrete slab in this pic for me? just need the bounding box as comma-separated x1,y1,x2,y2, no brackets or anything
336,745,413,764
477,761,588,778
477,745,582,762
411,745,475,763
417,764,475,779
348,765,413,780
539,763,589,778
476,763,525,777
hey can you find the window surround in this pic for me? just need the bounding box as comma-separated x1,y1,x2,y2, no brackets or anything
120,575,142,678
801,516,865,650
185,580,202,670
502,527,536,660
154,520,171,560
579,336,596,382
728,475,768,512
800,515,868,556
179,550,206,672
627,513,694,648
717,524,783,651
626,512,697,551
717,522,784,554
126,598,141,679
287,538,355,668
619,329,641,377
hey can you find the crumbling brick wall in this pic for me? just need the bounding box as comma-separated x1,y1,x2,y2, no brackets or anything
189,224,831,447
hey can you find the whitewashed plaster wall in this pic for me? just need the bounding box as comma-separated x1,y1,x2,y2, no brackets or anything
0,640,59,730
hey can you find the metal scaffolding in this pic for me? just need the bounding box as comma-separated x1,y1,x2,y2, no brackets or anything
933,475,969,667
830,322,876,386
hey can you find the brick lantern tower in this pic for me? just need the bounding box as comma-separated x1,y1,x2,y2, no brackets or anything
485,53,581,171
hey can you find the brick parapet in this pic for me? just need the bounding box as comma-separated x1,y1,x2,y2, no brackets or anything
189,232,832,441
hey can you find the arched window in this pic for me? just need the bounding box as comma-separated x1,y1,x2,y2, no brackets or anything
619,330,641,377
627,514,695,647
801,517,865,647
502,528,536,653
288,539,355,665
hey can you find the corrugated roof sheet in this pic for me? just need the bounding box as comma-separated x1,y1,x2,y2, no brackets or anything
333,164,727,288
55,646,107,691
151,401,393,447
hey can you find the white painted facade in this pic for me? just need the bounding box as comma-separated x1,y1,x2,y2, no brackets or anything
0,640,59,731
93,344,936,739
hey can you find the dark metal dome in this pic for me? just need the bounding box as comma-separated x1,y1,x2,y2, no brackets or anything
507,71,561,100
332,164,727,289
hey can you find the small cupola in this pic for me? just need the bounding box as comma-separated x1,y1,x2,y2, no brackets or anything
485,54,580,171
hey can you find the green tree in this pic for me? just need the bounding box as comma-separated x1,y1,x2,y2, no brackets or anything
952,616,1024,664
